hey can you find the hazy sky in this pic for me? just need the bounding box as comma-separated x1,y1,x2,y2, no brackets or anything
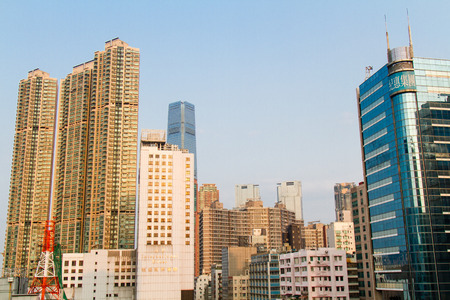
1,1,449,256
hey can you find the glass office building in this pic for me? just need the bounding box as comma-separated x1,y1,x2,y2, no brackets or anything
357,43,450,299
167,101,197,178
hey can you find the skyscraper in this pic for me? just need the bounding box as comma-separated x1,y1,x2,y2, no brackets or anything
4,69,58,279
167,101,199,277
357,29,450,298
167,101,197,178
235,184,260,208
54,38,140,253
277,181,303,220
334,182,356,222
136,129,194,299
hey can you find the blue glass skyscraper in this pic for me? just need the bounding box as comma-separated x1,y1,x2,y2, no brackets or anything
357,32,450,299
167,101,197,177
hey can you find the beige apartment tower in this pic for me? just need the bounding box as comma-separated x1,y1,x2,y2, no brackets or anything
53,38,140,253
4,69,58,279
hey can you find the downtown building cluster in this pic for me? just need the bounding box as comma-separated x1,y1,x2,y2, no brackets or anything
2,24,450,300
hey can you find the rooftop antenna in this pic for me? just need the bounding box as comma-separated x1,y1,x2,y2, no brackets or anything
365,66,373,80
407,9,414,57
385,15,390,52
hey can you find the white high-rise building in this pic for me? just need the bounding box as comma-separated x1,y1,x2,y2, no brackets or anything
235,184,260,208
277,181,303,220
136,129,195,299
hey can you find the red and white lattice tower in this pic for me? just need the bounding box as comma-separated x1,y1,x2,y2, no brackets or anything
28,220,61,299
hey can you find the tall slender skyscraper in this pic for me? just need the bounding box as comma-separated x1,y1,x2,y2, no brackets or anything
357,28,450,298
53,38,140,253
4,69,58,279
167,101,197,178
277,181,303,220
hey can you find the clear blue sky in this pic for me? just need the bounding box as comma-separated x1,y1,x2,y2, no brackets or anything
1,1,449,257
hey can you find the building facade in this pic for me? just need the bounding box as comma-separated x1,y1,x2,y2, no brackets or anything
198,184,219,212
248,251,281,300
327,222,356,255
136,129,195,299
235,184,260,208
277,181,303,220
351,183,378,299
357,35,450,298
334,183,356,222
222,247,256,300
62,249,136,300
167,101,197,181
303,222,328,250
279,248,349,299
4,69,58,279
54,38,140,253
199,200,295,276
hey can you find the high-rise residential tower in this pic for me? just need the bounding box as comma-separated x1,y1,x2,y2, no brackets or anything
198,183,219,212
357,28,450,298
277,181,303,220
53,38,140,253
136,129,194,299
4,69,58,279
235,184,260,208
334,182,356,222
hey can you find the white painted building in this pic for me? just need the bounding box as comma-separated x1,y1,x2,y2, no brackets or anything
235,184,260,208
62,249,136,300
136,129,194,299
327,222,356,255
277,181,303,220
195,273,211,300
279,248,349,300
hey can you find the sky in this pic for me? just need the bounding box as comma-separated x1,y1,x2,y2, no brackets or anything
0,1,450,258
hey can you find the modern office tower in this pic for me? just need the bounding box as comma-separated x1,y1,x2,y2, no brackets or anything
303,222,328,250
4,69,58,280
277,181,303,220
53,38,140,253
221,247,256,300
136,129,194,299
167,101,199,277
249,251,281,300
351,183,378,300
167,101,197,177
334,182,356,222
327,222,356,255
235,184,260,208
357,28,450,298
280,248,349,299
198,184,219,212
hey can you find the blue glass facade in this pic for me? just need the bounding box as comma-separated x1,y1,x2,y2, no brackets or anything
358,47,450,299
167,101,197,178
